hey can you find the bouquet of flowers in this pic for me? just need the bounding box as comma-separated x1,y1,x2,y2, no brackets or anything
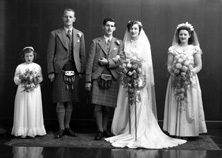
118,53,146,106
18,69,40,92
118,52,146,140
171,54,194,105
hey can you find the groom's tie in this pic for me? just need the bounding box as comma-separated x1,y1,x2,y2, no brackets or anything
106,39,111,52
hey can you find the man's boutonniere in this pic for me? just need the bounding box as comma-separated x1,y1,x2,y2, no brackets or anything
115,40,120,45
77,32,82,38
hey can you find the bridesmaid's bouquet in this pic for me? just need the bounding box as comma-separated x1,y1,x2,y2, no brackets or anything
171,54,194,104
118,53,146,106
19,69,40,92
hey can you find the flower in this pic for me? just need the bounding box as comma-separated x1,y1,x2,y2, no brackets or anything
77,32,82,38
170,54,194,105
118,52,146,106
19,69,40,92
115,40,120,45
177,22,194,31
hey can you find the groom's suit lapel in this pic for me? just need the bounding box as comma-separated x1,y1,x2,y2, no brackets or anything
98,37,108,55
109,38,116,54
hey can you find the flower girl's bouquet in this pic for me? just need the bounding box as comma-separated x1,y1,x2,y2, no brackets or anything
171,54,194,105
19,69,40,92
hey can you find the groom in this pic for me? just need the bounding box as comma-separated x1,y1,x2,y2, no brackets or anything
85,18,124,140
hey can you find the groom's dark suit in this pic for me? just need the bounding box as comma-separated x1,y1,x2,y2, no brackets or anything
85,37,123,84
85,35,124,140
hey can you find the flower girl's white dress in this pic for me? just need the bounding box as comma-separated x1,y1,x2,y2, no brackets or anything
11,62,46,137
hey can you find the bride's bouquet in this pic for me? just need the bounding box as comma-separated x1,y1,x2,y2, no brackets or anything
118,53,146,106
19,69,40,92
118,52,146,139
171,54,194,105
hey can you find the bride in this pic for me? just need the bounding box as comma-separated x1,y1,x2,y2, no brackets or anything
105,20,186,149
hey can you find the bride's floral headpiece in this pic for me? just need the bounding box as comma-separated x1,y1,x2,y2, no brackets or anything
176,22,194,31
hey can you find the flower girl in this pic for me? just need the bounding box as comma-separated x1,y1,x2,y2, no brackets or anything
11,46,46,138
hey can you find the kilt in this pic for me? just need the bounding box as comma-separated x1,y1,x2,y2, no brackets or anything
52,71,79,103
91,78,119,107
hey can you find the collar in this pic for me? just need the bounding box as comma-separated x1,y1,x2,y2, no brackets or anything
64,27,73,34
104,35,112,43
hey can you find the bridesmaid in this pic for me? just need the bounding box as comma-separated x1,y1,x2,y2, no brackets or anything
163,22,207,138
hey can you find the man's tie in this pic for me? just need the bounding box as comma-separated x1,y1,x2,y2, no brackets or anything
67,30,72,57
107,39,111,52
67,30,72,42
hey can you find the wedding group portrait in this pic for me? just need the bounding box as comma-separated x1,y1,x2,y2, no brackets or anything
0,0,222,158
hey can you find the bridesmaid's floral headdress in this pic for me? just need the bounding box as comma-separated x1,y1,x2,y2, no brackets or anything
176,22,194,31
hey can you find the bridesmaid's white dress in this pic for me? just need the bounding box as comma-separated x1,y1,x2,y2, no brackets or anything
163,46,207,136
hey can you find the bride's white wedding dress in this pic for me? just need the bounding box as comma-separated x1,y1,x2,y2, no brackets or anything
105,29,186,149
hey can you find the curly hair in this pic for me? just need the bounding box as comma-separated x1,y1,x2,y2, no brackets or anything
127,20,143,33
176,26,195,44
103,18,116,26
20,47,38,61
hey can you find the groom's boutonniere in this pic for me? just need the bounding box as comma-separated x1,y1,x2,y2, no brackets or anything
77,32,82,38
115,40,120,45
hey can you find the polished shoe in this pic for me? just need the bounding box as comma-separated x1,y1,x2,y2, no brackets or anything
55,129,65,139
103,130,113,137
94,131,103,140
65,128,78,137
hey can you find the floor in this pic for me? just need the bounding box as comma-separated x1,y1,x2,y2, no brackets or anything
0,128,222,158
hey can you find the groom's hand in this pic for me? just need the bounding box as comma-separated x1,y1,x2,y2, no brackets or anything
99,57,108,66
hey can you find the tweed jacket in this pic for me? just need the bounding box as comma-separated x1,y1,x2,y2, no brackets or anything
85,36,124,82
47,28,86,74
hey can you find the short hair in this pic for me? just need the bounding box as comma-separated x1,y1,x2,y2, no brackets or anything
63,8,75,16
20,47,38,61
103,18,116,26
127,20,143,33
176,26,194,44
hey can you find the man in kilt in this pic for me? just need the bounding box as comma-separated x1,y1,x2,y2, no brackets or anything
47,9,86,138
85,18,124,140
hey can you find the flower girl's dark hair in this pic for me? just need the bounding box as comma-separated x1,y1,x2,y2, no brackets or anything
20,46,38,61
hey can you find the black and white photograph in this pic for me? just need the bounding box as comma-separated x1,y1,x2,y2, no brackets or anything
0,0,222,157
